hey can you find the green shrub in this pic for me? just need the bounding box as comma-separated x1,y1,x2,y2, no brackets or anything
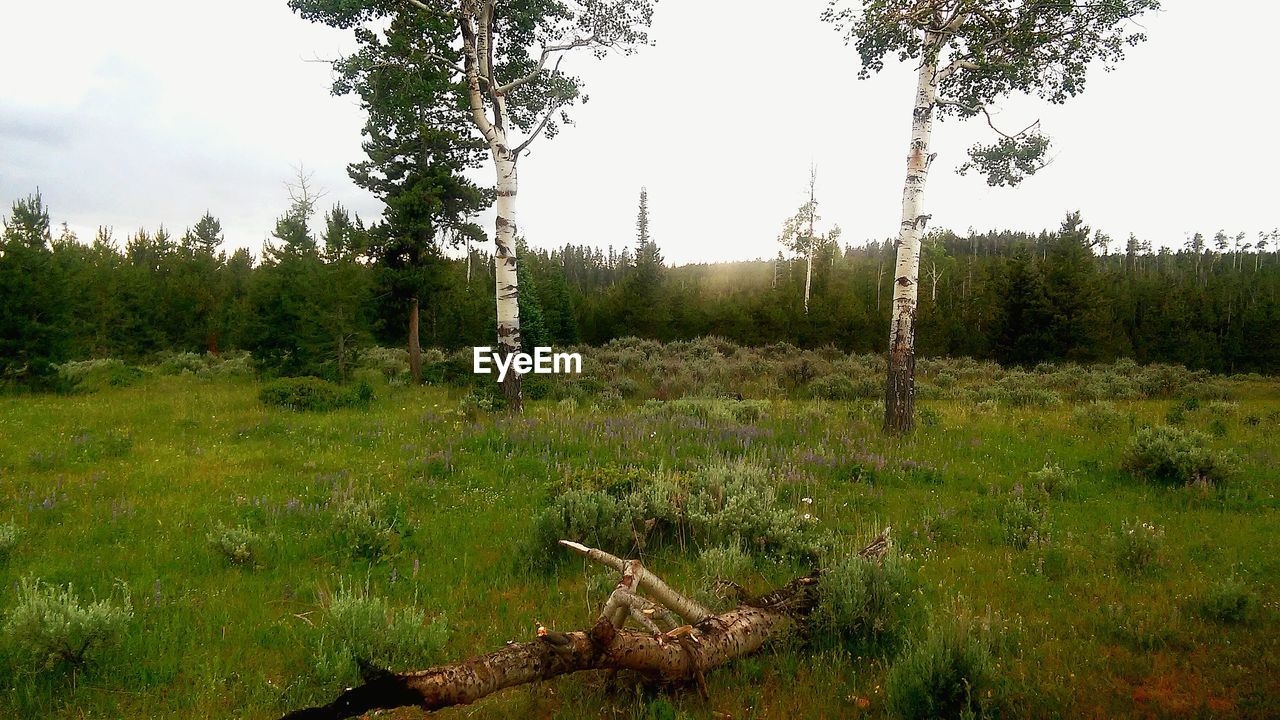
57,359,145,393
1114,519,1164,574
1072,401,1125,434
809,374,874,401
327,484,406,560
356,346,411,385
528,460,825,570
314,583,449,685
997,487,1051,550
641,396,769,423
458,386,504,418
811,552,922,656
1194,576,1256,624
3,578,132,671
1121,425,1232,486
698,543,754,582
259,376,369,412
885,615,1000,720
0,521,20,560
206,523,264,567
1027,463,1076,499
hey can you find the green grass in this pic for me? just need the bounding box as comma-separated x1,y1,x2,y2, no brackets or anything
0,371,1278,718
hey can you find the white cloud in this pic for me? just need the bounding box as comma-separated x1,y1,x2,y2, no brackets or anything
1,0,1274,264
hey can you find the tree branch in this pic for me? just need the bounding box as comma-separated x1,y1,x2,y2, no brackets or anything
935,98,1039,140
496,36,594,95
512,54,568,157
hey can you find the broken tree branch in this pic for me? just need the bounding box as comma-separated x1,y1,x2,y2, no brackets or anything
278,540,828,720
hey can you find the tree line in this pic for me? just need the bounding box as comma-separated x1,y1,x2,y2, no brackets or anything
3,187,1276,390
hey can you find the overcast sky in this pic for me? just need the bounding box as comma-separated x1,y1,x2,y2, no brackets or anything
1,1,1275,265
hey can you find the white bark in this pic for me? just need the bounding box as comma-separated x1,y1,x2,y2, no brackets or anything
884,32,940,433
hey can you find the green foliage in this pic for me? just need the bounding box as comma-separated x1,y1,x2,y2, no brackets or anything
206,523,264,567
0,521,20,560
1027,463,1076,499
327,484,406,560
57,359,145,393
1072,401,1125,433
259,376,371,412
885,613,1001,720
809,374,879,401
641,397,769,423
996,486,1051,550
314,583,448,686
1121,425,1232,486
3,578,132,672
1194,576,1257,625
1114,519,1164,574
811,552,923,657
529,460,825,570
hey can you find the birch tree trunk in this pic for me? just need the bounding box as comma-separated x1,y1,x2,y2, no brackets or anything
804,250,813,314
884,33,939,434
491,142,523,411
460,3,523,412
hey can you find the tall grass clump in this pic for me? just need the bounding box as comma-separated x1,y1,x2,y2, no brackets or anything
0,521,20,560
1194,576,1256,624
1114,519,1164,574
996,486,1051,550
313,582,449,685
885,612,1002,720
2,578,132,672
1121,425,1232,486
810,552,923,657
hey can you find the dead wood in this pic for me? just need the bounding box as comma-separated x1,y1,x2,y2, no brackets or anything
278,530,889,719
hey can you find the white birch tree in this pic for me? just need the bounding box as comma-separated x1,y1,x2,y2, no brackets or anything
823,0,1160,433
292,0,654,411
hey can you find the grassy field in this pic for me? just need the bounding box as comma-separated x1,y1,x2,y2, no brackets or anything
1,348,1278,718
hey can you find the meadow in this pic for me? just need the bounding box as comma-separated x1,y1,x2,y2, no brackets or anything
1,339,1277,719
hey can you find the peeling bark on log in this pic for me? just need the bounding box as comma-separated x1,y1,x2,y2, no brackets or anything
278,541,828,720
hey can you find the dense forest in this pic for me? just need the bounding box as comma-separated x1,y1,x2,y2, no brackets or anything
2,189,1276,388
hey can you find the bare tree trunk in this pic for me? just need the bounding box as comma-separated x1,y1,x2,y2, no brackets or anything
804,250,813,314
804,166,816,314
466,232,472,288
275,535,892,720
884,33,940,435
408,298,422,385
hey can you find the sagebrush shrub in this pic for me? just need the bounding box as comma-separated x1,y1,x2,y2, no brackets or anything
259,376,369,411
1121,425,1232,486
1027,463,1076,499
207,523,264,566
698,543,753,582
811,552,922,657
1195,576,1256,624
1072,401,1125,434
314,583,449,685
0,521,20,560
885,615,1000,720
528,460,825,570
997,487,1051,550
1114,519,1163,574
3,578,132,671
327,484,406,560
57,359,145,393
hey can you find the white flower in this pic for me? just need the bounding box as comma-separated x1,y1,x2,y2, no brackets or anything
801,497,813,505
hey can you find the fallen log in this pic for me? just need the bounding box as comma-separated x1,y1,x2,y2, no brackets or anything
279,532,889,720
